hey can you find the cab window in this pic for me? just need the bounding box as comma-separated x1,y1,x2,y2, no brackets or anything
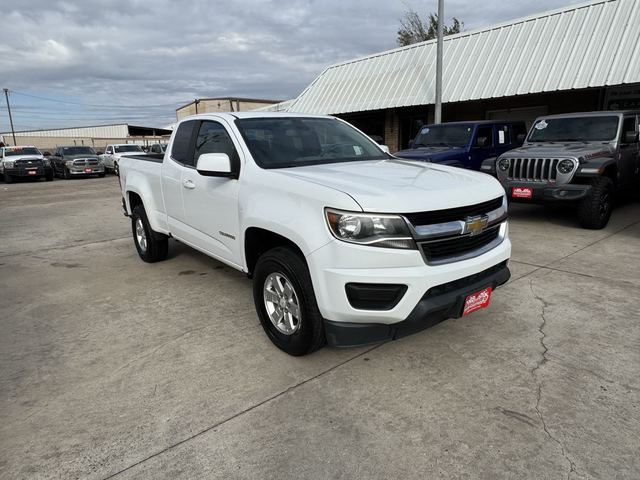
193,121,239,170
475,126,493,148
171,120,197,166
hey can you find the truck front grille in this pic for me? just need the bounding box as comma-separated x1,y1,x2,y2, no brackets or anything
73,158,99,166
403,197,503,225
507,158,559,182
419,226,501,263
15,159,43,167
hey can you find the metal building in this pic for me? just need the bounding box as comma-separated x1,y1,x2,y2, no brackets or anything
286,0,640,151
176,97,281,120
0,124,172,152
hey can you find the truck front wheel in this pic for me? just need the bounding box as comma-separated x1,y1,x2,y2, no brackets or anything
253,247,326,356
577,177,614,229
131,205,168,262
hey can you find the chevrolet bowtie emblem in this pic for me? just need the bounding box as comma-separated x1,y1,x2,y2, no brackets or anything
464,215,488,236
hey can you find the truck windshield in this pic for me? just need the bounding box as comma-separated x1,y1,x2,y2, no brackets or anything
62,146,95,155
115,145,143,153
4,147,41,156
412,125,473,147
235,117,387,168
527,116,619,142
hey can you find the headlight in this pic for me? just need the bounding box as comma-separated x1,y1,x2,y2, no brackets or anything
65,160,75,167
325,209,415,249
4,160,15,168
558,159,575,174
498,158,510,171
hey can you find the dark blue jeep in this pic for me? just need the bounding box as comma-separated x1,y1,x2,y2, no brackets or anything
394,120,527,173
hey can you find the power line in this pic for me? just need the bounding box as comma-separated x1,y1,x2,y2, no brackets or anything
8,90,187,109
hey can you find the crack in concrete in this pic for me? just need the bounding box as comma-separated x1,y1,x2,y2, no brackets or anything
529,278,584,480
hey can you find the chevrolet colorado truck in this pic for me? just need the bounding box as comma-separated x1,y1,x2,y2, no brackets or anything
0,146,53,183
395,120,526,172
119,113,511,356
495,111,640,229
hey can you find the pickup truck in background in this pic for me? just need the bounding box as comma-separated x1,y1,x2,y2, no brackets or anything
100,144,145,175
395,120,526,172
495,110,640,229
49,146,105,179
0,146,54,183
149,143,168,155
119,113,511,356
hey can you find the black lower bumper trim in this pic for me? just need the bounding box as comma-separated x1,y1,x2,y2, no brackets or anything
324,261,511,347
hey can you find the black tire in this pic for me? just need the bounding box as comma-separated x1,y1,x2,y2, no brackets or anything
98,173,105,178
577,177,614,229
131,204,168,263
113,162,119,176
63,168,70,179
253,247,326,356
4,173,13,184
45,173,54,181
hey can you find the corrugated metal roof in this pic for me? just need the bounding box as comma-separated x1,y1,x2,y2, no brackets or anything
288,0,640,115
251,99,295,112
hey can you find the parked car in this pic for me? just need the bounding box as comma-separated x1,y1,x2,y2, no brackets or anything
394,120,527,172
99,144,145,175
494,110,640,229
119,113,511,356
149,143,168,154
0,145,53,183
49,146,105,179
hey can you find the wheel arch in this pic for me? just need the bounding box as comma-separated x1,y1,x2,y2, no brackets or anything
244,227,306,276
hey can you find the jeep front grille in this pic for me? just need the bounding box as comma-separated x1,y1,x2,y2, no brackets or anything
507,158,559,182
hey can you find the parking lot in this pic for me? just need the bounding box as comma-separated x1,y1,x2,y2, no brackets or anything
1,177,638,479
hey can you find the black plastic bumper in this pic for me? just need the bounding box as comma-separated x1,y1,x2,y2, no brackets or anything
503,181,591,203
324,261,511,347
4,166,51,178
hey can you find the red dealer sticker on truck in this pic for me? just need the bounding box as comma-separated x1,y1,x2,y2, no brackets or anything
512,187,533,199
463,287,492,316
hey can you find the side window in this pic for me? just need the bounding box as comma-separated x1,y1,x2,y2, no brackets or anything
475,126,494,148
106,146,113,154
171,120,197,166
193,121,239,168
621,118,636,142
496,125,510,145
513,123,527,144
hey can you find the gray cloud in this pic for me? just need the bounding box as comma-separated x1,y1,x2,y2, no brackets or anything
0,0,570,129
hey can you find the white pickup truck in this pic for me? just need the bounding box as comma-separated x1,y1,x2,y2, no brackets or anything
119,113,511,355
100,144,145,175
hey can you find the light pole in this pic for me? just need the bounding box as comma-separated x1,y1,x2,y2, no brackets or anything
3,88,17,145
434,0,444,124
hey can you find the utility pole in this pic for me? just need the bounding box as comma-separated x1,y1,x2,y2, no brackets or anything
194,98,200,114
3,88,17,145
434,0,444,124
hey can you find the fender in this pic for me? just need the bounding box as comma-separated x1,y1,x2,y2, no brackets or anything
575,156,617,178
124,169,169,234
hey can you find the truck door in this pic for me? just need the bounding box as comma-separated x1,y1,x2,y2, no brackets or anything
180,119,242,266
470,125,495,170
619,117,639,188
161,120,198,237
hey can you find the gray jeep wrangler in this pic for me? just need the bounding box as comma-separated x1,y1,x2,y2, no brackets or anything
494,111,639,229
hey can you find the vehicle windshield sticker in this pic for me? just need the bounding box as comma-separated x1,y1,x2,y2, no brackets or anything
420,128,429,134
498,130,505,144
534,120,548,130
353,145,363,155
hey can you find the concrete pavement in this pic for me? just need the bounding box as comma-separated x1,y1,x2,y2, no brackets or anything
1,177,638,479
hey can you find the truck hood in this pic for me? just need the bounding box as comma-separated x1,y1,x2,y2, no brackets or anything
64,154,100,160
394,146,466,162
501,142,614,159
275,159,504,213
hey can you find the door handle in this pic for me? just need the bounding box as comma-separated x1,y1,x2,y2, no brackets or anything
182,179,196,189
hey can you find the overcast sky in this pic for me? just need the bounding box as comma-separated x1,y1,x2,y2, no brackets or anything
0,0,573,130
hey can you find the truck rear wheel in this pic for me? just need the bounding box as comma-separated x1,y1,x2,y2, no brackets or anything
131,205,168,263
253,247,326,356
577,177,614,229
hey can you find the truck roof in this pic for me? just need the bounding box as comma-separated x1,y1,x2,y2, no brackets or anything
180,112,333,122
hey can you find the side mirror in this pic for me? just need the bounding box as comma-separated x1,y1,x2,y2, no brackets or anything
196,153,234,177
624,131,639,143
379,145,390,154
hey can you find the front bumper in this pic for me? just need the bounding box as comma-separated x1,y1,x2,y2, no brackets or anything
306,229,511,345
324,261,510,347
67,165,105,175
501,180,591,203
3,166,51,178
